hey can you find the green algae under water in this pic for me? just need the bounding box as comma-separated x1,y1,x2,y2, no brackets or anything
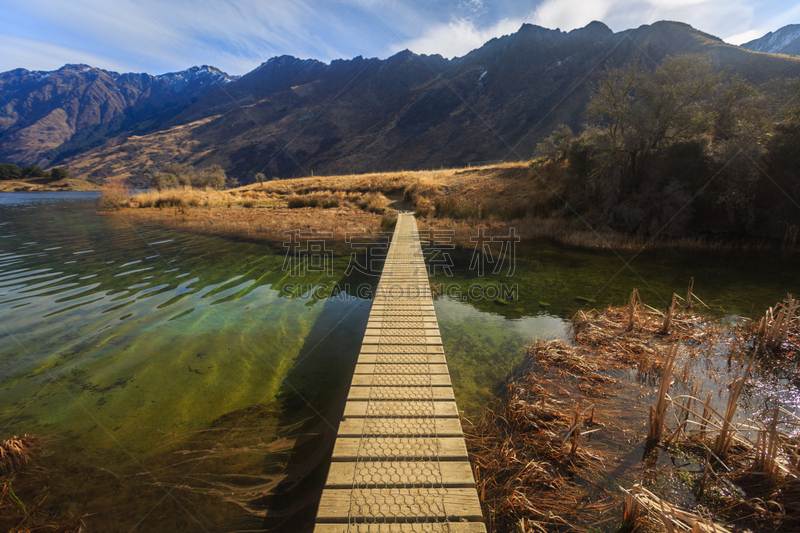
431,242,800,415
1,194,798,532
0,194,377,532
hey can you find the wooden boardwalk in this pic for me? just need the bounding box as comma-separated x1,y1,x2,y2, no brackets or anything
315,213,486,532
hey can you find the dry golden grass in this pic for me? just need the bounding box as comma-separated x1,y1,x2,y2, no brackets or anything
0,177,98,192
119,204,388,241
464,288,800,533
112,160,788,252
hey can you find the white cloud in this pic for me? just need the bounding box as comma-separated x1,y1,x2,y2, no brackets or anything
391,17,525,58
531,0,613,31
1,0,798,76
724,29,765,45
0,34,129,73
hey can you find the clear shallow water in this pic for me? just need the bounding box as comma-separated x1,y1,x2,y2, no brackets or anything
430,243,800,413
1,194,798,531
0,194,377,531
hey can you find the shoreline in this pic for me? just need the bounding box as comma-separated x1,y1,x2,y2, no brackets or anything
109,202,795,257
101,161,799,256
0,178,99,192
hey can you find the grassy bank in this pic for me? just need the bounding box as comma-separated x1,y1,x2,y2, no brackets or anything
0,177,98,192
106,161,794,253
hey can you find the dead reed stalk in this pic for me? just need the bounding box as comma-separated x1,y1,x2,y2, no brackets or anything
713,356,755,457
623,484,732,533
699,393,712,435
761,294,798,351
99,176,130,210
627,288,642,332
753,407,782,483
659,294,678,334
648,344,679,442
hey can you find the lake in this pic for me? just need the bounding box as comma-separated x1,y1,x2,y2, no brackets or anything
1,193,797,531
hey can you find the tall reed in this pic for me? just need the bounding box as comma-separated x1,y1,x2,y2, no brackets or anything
648,344,679,442
627,288,642,332
713,356,755,456
760,294,797,351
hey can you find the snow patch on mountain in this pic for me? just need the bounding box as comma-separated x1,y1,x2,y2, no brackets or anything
741,24,800,55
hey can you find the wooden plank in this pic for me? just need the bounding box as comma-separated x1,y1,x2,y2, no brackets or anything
314,523,487,533
364,327,440,336
369,310,437,317
343,400,459,418
366,319,438,328
316,488,483,522
332,437,468,461
362,335,443,345
353,363,451,374
356,353,447,365
316,213,483,529
349,374,452,387
359,345,444,354
347,386,455,401
325,461,476,488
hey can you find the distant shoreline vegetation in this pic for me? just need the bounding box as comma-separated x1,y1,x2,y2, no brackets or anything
0,162,75,181
530,55,800,246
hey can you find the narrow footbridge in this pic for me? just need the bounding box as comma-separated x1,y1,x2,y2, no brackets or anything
315,213,486,532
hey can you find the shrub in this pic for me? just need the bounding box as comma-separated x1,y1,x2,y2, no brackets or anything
287,196,309,208
49,167,73,180
192,165,226,189
99,177,130,210
381,216,397,230
358,192,389,214
0,163,22,181
434,196,480,219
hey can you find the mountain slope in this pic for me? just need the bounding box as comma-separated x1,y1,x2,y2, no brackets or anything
741,24,800,56
0,64,237,166
63,21,800,186
5,21,800,185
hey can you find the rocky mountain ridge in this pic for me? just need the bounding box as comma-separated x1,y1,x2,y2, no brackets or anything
2,20,800,185
0,63,238,166
742,24,800,56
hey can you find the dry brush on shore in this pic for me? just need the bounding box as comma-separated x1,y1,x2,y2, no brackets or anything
465,289,800,533
102,159,798,253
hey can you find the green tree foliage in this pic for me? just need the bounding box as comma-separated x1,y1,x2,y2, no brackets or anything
147,164,228,191
255,172,266,187
21,165,49,179
0,163,74,181
49,167,73,180
535,124,574,163
191,165,226,189
0,163,23,180
536,56,799,239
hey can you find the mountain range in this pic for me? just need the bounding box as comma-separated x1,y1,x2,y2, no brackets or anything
741,24,800,55
0,64,237,167
1,21,799,185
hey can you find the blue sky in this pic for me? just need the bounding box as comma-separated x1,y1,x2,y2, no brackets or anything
1,0,798,75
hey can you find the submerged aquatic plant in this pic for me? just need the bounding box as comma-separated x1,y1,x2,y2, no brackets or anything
0,435,38,475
